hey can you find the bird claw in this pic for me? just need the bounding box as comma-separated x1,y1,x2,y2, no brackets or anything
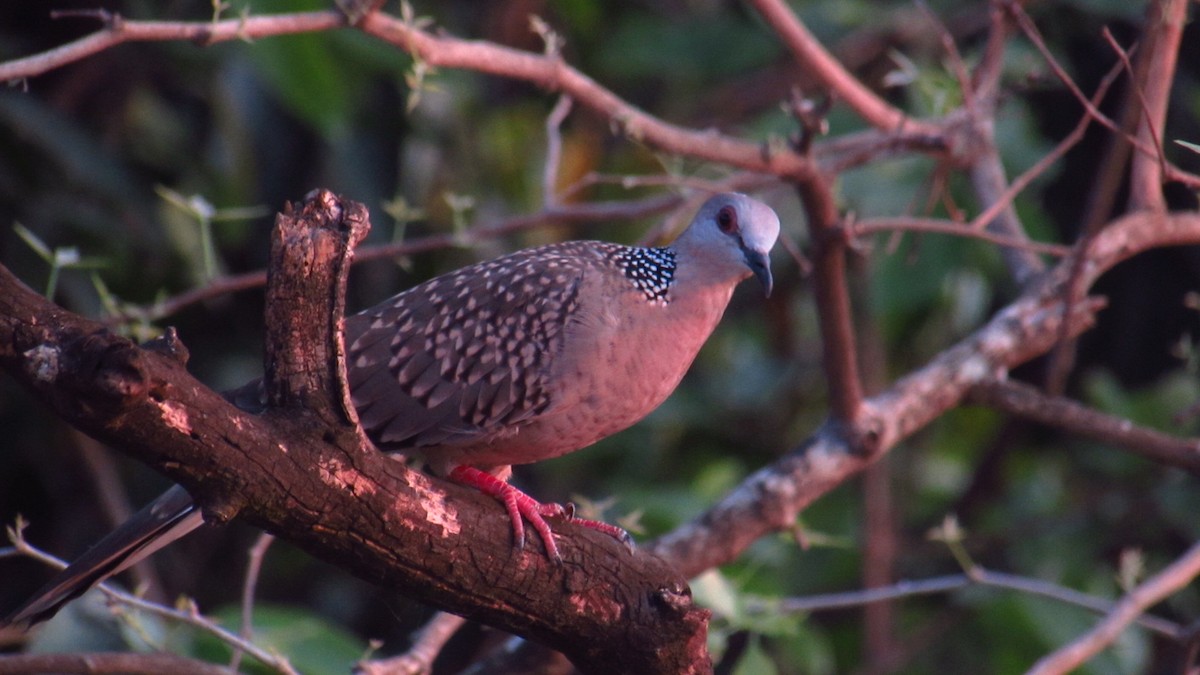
448,466,634,560
449,466,562,560
549,500,634,554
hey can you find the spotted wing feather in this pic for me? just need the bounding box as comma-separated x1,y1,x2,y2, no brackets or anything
346,244,591,451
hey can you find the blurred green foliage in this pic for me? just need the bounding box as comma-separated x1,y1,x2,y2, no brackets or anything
194,605,366,675
1,0,1199,673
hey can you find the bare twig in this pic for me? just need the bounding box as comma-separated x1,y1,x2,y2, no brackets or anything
1114,0,1187,212
0,652,236,675
104,194,687,325
9,537,298,675
771,569,1181,639
1027,539,1200,675
816,126,950,173
1005,1,1157,161
969,379,1200,474
543,95,573,207
358,612,467,675
1164,164,1200,190
1040,56,1133,394
357,12,816,180
928,1,1043,283
970,1,1012,105
851,217,1071,257
0,8,819,181
230,532,276,673
969,53,1126,246
1100,28,1165,209
967,155,1047,284
0,10,343,81
747,0,940,137
558,172,774,201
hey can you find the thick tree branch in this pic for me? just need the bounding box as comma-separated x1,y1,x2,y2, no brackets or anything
0,194,710,675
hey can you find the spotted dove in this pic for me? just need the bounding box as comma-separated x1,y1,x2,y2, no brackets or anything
5,192,781,625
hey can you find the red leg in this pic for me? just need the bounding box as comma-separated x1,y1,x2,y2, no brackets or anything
448,466,634,559
448,466,562,560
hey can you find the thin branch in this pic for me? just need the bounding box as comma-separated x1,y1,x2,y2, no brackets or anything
1040,55,1134,395
357,12,816,180
770,569,1181,639
1005,1,1157,161
0,652,236,675
918,1,977,117
1100,28,1164,204
543,95,573,207
1027,539,1200,675
9,536,298,675
966,152,1046,284
927,0,1043,283
105,194,687,326
1164,163,1200,190
970,379,1200,473
230,532,276,673
919,2,1048,284
746,0,940,137
970,0,1012,105
968,52,1126,241
1114,0,1187,212
0,8,820,181
816,126,950,174
851,217,1071,257
559,172,774,200
358,612,467,675
0,10,343,81
104,268,265,326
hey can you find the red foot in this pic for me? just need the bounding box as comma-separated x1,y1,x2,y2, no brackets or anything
448,466,632,560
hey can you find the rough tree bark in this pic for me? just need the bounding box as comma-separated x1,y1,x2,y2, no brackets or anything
0,191,712,675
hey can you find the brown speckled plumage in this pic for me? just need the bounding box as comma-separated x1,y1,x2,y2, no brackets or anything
348,243,593,451
343,194,780,480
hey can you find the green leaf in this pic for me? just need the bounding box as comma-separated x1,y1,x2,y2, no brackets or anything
732,635,778,675
194,604,366,675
